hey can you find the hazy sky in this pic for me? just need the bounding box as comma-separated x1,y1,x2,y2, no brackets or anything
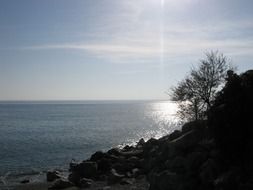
0,0,252,100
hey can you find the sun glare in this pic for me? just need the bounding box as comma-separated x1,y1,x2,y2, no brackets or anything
161,0,164,7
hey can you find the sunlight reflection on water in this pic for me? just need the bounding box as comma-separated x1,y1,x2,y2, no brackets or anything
133,101,180,142
146,101,180,139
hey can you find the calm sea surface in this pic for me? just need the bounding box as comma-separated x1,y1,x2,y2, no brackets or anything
0,100,179,185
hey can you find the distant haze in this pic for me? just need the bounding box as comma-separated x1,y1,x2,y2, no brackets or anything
0,0,253,100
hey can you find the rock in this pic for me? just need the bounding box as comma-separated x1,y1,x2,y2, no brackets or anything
70,161,97,178
132,168,141,177
107,148,121,156
170,129,203,153
68,172,81,185
20,179,30,184
120,178,134,185
186,151,208,170
97,158,112,172
149,170,180,190
90,151,105,161
165,156,186,174
127,156,140,166
107,169,124,185
113,162,134,173
47,170,62,182
120,149,143,158
168,130,181,141
80,178,93,188
214,170,239,190
144,138,159,148
123,145,134,151
49,179,74,189
181,120,206,134
69,161,79,172
100,186,111,190
199,159,219,186
137,138,145,147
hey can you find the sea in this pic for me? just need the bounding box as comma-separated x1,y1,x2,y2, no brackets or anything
0,100,179,188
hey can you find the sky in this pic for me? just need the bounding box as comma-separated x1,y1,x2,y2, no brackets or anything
0,0,253,100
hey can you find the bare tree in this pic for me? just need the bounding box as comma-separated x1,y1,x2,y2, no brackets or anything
171,51,231,121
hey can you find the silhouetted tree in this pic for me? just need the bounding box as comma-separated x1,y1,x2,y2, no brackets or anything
171,51,231,121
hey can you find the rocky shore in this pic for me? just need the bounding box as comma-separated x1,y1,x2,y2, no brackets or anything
15,120,222,190
15,70,253,190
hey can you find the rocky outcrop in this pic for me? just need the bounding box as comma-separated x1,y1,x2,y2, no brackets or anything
46,70,253,190
47,170,62,182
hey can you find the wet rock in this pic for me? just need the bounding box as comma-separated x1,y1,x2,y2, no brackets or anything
47,170,62,182
49,179,74,189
